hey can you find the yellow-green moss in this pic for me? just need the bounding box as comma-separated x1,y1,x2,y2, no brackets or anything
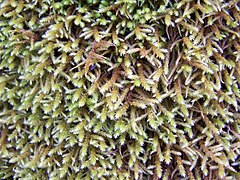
0,0,239,179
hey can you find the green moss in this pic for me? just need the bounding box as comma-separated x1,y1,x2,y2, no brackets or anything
0,0,239,179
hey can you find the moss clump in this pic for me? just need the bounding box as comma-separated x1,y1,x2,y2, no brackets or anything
0,0,239,179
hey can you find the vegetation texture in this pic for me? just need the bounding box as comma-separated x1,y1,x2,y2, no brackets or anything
0,0,240,179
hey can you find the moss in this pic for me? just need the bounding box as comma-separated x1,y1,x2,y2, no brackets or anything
0,0,239,179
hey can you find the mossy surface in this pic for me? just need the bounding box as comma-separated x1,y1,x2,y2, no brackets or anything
0,0,239,179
